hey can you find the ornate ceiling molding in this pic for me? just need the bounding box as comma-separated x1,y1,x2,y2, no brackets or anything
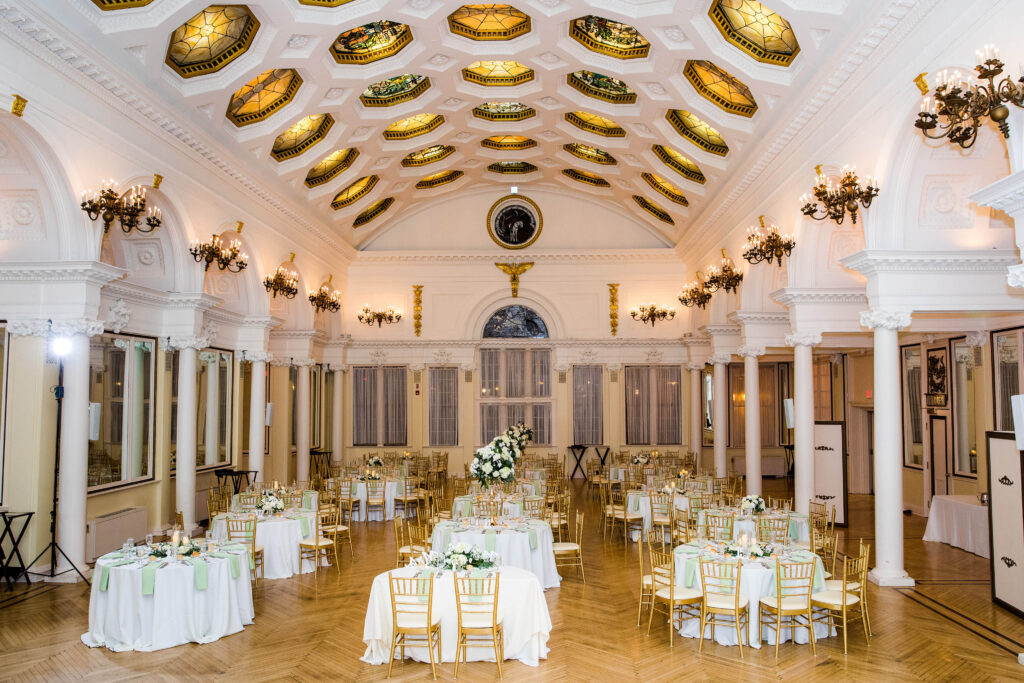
842,249,1019,275
771,288,867,306
353,250,683,264
785,332,822,347
0,260,124,285
859,309,911,331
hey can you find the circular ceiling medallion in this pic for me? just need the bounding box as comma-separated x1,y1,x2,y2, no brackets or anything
486,194,542,250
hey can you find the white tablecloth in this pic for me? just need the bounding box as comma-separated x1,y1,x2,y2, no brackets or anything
353,480,400,521
361,566,551,667
923,495,990,558
82,550,253,652
211,511,317,579
430,521,561,589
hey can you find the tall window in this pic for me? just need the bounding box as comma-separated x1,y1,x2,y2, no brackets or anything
479,348,551,445
813,358,832,421
901,346,923,467
353,366,408,446
728,363,782,448
951,340,979,477
89,334,155,489
573,365,603,445
624,365,682,445
778,362,792,446
197,349,232,468
429,367,459,446
995,331,1019,432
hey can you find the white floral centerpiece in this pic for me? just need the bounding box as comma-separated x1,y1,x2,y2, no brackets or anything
740,494,766,515
255,493,284,515
724,541,774,558
428,542,499,571
359,470,382,481
503,422,533,457
366,455,384,468
632,453,651,466
470,441,516,490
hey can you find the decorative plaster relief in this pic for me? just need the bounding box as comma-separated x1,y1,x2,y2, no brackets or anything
858,309,911,331
918,174,979,229
0,190,43,240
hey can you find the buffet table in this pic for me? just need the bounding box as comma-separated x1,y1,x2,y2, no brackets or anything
923,494,990,558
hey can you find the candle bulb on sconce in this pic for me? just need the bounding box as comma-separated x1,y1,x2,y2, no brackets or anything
80,177,162,235
263,252,299,299
358,304,402,327
190,223,247,273
630,303,675,327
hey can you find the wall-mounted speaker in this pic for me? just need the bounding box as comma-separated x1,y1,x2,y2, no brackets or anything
264,402,273,427
88,402,101,441
784,398,795,430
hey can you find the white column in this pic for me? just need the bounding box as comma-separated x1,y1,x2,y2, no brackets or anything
331,367,344,465
175,345,198,533
55,332,93,579
787,333,821,515
687,364,703,466
861,309,915,586
247,355,268,482
201,351,219,466
296,361,311,482
739,347,765,496
711,353,730,477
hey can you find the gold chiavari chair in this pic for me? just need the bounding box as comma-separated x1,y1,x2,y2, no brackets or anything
474,498,503,518
388,573,443,680
811,552,870,654
698,558,749,657
206,490,223,520
281,492,304,510
610,491,645,559
650,492,674,544
226,517,264,583
394,517,412,568
365,478,386,519
808,500,827,517
549,493,571,541
760,558,817,658
699,492,716,510
524,496,545,519
758,515,791,544
394,477,421,520
647,546,702,647
337,478,361,522
321,497,354,561
637,533,663,626
704,511,734,542
552,510,585,582
600,485,615,540
453,573,503,679
770,496,793,511
408,521,431,556
299,507,335,579
672,508,692,545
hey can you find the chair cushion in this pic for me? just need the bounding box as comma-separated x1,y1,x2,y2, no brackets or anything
652,514,671,525
551,542,580,553
812,590,860,607
396,610,442,629
614,511,644,520
761,595,811,611
300,536,333,548
460,612,502,629
398,545,413,555
824,579,861,592
655,586,702,602
704,593,749,610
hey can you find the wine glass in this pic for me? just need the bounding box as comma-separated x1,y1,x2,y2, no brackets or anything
145,533,154,548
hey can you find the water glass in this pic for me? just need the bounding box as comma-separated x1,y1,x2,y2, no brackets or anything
145,533,154,548
125,537,135,552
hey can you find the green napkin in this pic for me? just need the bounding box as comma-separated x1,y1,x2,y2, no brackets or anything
209,551,240,579
484,530,497,551
98,558,134,591
99,550,125,561
186,557,208,590
526,527,538,549
438,527,453,552
214,513,228,522
788,518,800,540
288,514,311,538
302,491,317,510
461,500,473,517
141,559,168,595
415,568,432,603
222,544,256,570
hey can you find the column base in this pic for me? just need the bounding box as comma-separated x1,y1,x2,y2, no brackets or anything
868,568,915,587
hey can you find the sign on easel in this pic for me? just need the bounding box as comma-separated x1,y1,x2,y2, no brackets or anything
813,421,848,526
987,432,1024,619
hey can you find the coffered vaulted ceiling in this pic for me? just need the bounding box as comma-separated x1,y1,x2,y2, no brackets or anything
64,1,854,250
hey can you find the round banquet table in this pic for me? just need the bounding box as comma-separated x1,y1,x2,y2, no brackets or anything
211,511,318,579
231,490,318,512
695,508,810,543
672,543,833,648
450,494,544,519
361,565,551,667
352,480,401,521
82,548,253,652
430,520,561,589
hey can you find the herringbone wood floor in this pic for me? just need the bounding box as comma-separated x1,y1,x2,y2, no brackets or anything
2,480,1023,682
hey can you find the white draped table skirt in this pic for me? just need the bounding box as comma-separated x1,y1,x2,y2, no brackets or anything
211,512,318,579
430,524,561,590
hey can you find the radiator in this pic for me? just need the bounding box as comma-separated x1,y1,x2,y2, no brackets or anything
86,506,148,562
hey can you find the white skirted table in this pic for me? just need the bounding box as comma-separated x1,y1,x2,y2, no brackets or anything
352,480,401,522
82,547,253,652
430,520,561,589
211,511,318,579
450,494,544,519
361,565,551,667
923,494,990,558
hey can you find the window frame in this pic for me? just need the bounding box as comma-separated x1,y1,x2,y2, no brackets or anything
949,337,979,479
476,346,553,446
623,364,682,447
992,327,1021,435
571,364,603,446
352,365,409,447
427,365,460,446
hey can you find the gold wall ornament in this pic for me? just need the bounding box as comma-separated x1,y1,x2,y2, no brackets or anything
608,283,619,336
495,262,533,297
11,94,27,117
914,72,929,96
152,173,163,189
413,284,423,337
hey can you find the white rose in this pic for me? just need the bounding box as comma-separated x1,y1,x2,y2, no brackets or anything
499,467,511,478
482,463,493,474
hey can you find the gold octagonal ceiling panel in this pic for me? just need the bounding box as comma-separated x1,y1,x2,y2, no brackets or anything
448,4,530,41
166,5,259,79
401,144,455,167
360,74,429,107
481,135,536,150
226,68,301,126
566,111,625,137
710,0,799,66
416,170,464,189
353,197,394,227
473,102,535,121
633,195,674,224
488,161,537,174
383,113,444,140
562,168,610,187
564,143,616,165
666,109,729,156
305,148,359,188
652,145,706,184
568,71,636,104
298,0,356,6
331,175,378,209
570,16,650,59
271,113,333,161
92,0,154,9
331,20,411,64
684,60,758,117
641,172,689,205
462,61,534,87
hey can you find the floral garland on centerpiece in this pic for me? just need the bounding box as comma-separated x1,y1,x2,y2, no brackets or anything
255,493,284,514
740,494,766,515
367,455,384,468
428,542,499,571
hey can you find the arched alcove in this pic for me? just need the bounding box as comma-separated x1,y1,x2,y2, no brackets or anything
482,305,549,338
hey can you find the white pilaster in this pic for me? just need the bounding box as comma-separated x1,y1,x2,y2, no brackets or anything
296,360,312,482
246,352,271,482
687,363,703,464
331,366,344,464
175,346,198,534
787,333,821,515
200,351,219,467
738,346,765,496
861,309,915,587
710,353,731,477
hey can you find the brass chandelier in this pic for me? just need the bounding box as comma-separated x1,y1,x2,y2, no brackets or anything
704,249,744,293
799,165,878,225
358,304,402,327
80,179,161,234
309,275,341,313
743,215,795,268
630,303,676,326
915,45,1024,149
678,273,712,309
264,253,299,299
190,223,247,273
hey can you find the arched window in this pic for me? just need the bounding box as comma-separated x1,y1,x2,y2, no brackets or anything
482,305,548,338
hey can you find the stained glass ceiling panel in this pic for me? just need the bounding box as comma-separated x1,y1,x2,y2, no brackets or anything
360,74,429,107
684,60,758,117
488,161,537,174
570,15,650,59
166,5,259,78
642,172,689,205
710,0,799,66
226,68,301,126
416,170,464,189
633,195,674,224
448,4,531,40
652,144,706,184
271,113,333,161
568,71,636,104
331,175,379,209
305,147,359,188
666,109,729,156
566,111,626,137
401,144,455,167
481,136,536,150
562,168,610,187
331,20,411,64
462,60,534,86
564,143,616,165
473,102,535,121
353,197,394,227
383,113,444,140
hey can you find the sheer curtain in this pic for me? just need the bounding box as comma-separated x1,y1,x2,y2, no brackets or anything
507,404,526,426
429,367,458,446
573,365,603,445
506,349,526,398
532,349,550,397
728,363,744,447
480,404,500,444
382,366,407,446
656,366,681,445
480,349,501,398
532,404,551,445
759,364,778,447
625,366,650,445
352,367,377,446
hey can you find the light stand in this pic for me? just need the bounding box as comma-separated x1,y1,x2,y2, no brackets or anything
26,336,90,585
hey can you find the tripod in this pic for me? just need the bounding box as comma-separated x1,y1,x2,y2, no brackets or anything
27,357,90,585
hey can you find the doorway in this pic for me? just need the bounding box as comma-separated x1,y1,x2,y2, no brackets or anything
929,414,948,502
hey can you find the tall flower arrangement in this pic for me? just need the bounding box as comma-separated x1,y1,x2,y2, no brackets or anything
469,422,534,489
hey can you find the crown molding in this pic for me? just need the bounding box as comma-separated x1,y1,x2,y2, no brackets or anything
353,250,685,265
841,249,1019,275
970,169,1024,216
345,338,687,349
729,311,790,325
771,288,867,306
699,324,741,337
0,260,124,285
270,329,325,341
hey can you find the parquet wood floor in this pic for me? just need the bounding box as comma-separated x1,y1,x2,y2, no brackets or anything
1,479,1023,682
